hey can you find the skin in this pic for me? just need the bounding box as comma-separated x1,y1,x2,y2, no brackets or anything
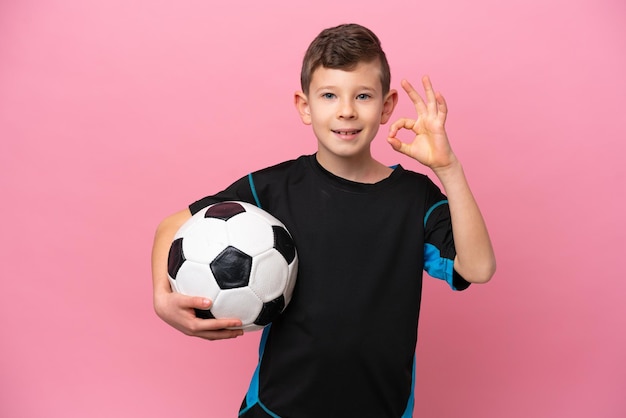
294,60,398,184
151,64,496,341
387,77,496,283
152,208,244,340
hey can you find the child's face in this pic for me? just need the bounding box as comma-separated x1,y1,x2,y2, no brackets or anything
295,60,397,162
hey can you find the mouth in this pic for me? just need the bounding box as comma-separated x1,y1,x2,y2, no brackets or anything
332,129,362,136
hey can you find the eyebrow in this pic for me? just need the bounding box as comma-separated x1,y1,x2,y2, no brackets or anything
314,85,378,93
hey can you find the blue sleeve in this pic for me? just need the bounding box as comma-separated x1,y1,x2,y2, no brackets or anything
423,197,471,291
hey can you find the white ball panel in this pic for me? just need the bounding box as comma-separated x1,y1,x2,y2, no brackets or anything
212,287,263,325
173,206,211,239
249,250,289,302
283,258,298,306
182,218,229,263
173,214,195,240
174,261,220,301
227,214,273,257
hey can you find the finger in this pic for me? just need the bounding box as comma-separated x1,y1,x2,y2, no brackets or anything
386,136,412,157
436,92,448,122
196,328,244,340
183,295,244,329
187,295,213,309
188,316,244,334
173,293,213,310
421,75,438,113
400,79,427,112
198,318,245,340
388,117,418,137
204,317,244,330
386,136,403,152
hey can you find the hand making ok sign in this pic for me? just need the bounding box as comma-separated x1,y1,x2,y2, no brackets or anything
387,76,458,172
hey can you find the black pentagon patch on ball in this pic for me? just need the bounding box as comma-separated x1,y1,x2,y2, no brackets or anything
210,245,253,289
167,237,185,279
254,295,285,326
205,202,246,220
194,308,216,319
272,225,296,264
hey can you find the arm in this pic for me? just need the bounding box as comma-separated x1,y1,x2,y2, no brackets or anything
431,161,496,283
387,76,496,283
152,208,244,339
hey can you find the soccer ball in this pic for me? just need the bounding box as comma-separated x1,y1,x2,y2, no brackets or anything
167,201,298,331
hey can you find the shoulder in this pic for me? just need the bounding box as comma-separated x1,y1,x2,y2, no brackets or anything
386,166,448,211
392,165,440,190
254,155,310,174
251,155,313,183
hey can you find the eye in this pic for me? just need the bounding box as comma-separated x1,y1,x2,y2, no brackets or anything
356,93,371,100
322,92,336,99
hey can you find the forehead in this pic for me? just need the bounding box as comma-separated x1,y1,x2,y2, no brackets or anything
309,60,383,91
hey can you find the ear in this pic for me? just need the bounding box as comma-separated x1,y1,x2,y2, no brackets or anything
294,91,312,125
380,89,398,124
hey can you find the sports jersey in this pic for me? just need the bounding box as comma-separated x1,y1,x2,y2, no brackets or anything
189,154,470,418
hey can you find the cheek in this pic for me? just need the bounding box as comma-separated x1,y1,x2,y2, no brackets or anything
310,109,331,124
363,107,384,125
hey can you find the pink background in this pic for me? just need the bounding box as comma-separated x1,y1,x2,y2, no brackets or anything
1,0,625,417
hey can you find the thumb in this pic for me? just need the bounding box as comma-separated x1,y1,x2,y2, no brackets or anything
387,136,410,156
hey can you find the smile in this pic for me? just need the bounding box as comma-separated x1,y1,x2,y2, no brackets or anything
332,129,362,135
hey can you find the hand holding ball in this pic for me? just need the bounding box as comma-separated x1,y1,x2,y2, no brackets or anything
167,201,298,332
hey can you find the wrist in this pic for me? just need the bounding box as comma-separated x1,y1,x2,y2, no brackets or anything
432,157,462,179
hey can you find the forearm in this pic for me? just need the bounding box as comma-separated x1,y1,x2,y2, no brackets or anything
151,208,192,297
433,160,496,283
386,76,495,282
150,207,244,338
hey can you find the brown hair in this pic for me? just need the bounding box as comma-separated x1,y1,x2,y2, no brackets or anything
300,23,391,96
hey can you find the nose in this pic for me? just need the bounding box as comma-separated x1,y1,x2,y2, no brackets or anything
337,99,357,119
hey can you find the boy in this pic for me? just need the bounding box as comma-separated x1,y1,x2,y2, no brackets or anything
152,23,495,417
